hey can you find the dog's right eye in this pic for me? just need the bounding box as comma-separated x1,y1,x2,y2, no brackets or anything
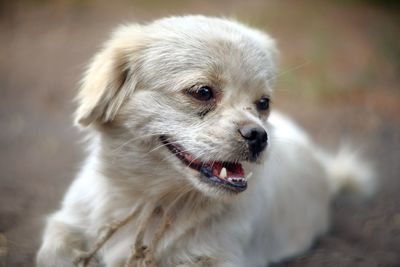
188,86,214,101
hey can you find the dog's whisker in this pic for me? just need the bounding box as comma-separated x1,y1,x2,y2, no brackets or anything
264,61,312,86
275,61,311,78
110,133,164,154
111,118,220,157
145,138,195,156
186,151,208,169
112,135,192,160
159,147,204,164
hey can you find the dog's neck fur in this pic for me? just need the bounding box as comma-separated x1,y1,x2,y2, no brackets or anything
84,130,230,253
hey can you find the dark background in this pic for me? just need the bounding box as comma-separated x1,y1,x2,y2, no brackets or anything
0,0,399,266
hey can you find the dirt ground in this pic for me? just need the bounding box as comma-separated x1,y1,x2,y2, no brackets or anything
0,1,399,266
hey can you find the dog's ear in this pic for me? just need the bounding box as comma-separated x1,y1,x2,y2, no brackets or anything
75,25,145,127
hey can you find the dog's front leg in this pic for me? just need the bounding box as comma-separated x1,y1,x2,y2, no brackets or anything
36,212,96,267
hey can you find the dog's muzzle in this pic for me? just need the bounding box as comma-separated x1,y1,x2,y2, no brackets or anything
160,136,249,193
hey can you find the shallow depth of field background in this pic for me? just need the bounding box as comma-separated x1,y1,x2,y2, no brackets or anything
0,0,399,266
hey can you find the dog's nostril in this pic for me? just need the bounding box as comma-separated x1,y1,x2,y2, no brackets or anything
248,130,258,141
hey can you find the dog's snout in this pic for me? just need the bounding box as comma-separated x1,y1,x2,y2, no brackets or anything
239,124,268,160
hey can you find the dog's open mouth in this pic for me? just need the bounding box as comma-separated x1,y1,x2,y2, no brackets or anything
160,136,248,193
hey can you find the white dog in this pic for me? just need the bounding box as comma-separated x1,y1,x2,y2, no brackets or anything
37,16,375,267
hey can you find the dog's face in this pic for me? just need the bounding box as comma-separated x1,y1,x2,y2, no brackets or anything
75,16,277,198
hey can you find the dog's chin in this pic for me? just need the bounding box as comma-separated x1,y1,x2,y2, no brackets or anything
160,136,251,197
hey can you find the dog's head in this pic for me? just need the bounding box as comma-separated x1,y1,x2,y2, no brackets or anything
75,16,277,198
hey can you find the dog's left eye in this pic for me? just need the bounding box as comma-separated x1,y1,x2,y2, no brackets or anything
188,86,214,101
256,97,270,111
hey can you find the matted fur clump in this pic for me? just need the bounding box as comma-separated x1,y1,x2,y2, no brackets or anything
37,16,375,267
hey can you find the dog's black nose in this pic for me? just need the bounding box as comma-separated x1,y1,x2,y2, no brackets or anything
239,124,268,161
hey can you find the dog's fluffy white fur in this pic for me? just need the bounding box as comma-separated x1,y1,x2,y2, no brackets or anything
37,16,375,267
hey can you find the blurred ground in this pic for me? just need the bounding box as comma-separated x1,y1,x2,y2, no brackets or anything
0,0,399,266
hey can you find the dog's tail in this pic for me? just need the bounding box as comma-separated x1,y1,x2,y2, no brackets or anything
318,144,376,198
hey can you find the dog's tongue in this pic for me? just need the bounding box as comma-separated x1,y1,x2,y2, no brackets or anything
212,162,244,179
